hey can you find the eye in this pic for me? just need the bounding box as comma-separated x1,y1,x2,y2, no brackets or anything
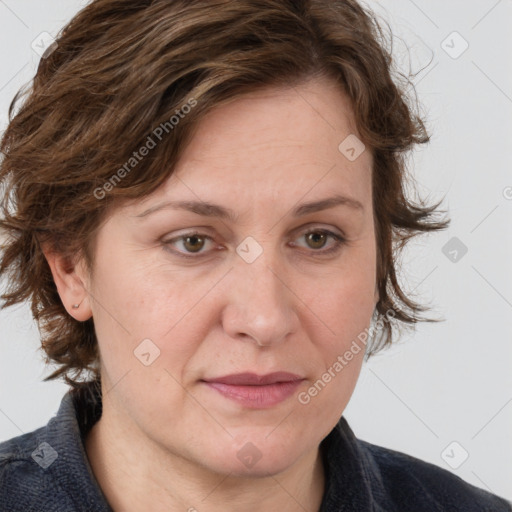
163,232,215,257
162,228,346,259
291,229,346,255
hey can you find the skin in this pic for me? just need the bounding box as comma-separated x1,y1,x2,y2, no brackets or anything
45,76,378,512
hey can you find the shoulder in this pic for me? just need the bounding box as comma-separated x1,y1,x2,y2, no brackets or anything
0,427,47,486
359,439,512,511
0,429,74,512
0,385,110,512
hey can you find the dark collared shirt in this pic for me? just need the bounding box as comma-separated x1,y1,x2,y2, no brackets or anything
1,381,511,512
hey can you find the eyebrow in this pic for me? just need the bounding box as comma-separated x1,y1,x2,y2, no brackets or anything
134,194,364,221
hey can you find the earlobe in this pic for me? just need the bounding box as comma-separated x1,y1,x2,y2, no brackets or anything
42,245,92,321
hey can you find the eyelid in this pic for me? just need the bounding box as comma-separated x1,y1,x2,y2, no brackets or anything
161,231,217,257
291,228,346,256
162,225,347,259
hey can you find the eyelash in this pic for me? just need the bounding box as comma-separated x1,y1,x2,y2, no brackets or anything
162,229,346,259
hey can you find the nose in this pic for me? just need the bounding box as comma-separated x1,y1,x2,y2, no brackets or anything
222,252,298,347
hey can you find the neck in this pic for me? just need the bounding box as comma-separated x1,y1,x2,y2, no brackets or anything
85,398,326,512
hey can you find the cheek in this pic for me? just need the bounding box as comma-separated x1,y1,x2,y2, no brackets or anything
297,264,373,411
88,254,215,381
89,244,185,335
308,280,371,385
296,246,375,403
303,245,376,338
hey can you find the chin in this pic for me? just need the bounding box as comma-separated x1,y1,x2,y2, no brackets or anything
197,431,310,478
210,452,299,479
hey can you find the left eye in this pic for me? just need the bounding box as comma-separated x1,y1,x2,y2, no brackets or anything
163,229,345,258
293,229,345,253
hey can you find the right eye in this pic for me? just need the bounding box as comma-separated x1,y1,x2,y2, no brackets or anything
162,231,216,258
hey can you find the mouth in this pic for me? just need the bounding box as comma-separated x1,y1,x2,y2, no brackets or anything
201,372,305,409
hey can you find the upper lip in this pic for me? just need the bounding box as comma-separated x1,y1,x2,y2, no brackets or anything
203,372,304,386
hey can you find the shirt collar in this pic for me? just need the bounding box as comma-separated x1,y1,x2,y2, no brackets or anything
47,380,382,512
43,380,112,511
319,414,383,511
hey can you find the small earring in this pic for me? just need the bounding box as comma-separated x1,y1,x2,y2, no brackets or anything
72,303,81,309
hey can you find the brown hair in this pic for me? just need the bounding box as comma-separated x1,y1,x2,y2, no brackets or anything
0,0,449,388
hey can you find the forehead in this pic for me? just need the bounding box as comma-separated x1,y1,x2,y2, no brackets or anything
182,77,364,161
127,77,373,216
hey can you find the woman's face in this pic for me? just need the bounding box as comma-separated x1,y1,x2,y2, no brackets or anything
78,77,377,476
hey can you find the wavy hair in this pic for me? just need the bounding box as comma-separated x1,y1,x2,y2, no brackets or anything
0,0,449,388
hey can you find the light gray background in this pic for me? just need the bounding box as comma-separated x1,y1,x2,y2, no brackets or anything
0,0,511,502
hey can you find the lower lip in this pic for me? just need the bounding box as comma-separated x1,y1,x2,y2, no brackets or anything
203,380,304,408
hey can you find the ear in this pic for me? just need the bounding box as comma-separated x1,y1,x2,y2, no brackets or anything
42,245,92,321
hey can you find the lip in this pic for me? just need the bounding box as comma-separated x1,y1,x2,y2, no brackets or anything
204,372,303,386
202,372,305,409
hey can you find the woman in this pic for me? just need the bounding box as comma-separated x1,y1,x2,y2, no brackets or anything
0,1,510,510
